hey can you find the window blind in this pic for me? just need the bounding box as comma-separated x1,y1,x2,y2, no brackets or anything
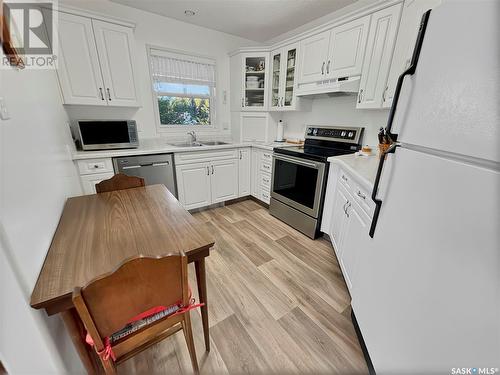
150,49,216,87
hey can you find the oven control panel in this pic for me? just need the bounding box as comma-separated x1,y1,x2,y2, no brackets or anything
305,126,363,144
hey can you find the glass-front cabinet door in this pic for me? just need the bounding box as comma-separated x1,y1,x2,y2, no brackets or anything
270,44,299,111
271,51,281,109
242,53,268,111
284,47,297,107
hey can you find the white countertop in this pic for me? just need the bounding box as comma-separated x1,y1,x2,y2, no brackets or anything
72,139,296,160
327,153,380,189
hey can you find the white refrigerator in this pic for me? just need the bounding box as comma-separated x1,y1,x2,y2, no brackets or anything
352,0,500,373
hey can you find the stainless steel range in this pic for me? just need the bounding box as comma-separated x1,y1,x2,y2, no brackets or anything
269,125,364,239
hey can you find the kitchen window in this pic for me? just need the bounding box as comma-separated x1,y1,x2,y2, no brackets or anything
149,48,216,128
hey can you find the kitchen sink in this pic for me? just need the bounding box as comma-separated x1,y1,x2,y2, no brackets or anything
200,141,230,146
168,142,203,147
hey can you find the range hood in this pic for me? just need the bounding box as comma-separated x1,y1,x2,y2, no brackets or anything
295,76,361,97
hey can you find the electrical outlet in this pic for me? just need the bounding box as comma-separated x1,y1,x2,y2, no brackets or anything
0,97,10,120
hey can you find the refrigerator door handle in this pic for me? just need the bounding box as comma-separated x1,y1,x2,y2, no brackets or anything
369,143,399,238
369,10,432,238
385,10,431,141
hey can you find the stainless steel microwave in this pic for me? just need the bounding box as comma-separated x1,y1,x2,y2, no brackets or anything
71,120,139,151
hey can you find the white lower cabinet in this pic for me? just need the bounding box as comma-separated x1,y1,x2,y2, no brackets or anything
80,172,115,195
238,148,251,197
329,184,350,254
323,164,374,293
176,162,212,210
175,148,250,209
211,159,239,204
339,199,370,290
251,149,273,204
76,157,115,195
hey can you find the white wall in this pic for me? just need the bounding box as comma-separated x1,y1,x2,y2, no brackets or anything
60,0,257,140
275,95,389,146
0,53,84,373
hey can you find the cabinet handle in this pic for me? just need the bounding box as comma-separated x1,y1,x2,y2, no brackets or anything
211,165,214,175
326,60,330,74
383,86,388,102
106,88,112,101
343,200,349,215
341,174,348,182
321,61,325,75
99,88,104,101
239,150,242,160
281,97,284,107
206,166,210,175
357,190,366,200
358,89,364,104
242,98,244,107
346,202,351,218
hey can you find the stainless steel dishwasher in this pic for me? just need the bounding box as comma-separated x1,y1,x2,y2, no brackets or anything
113,154,177,198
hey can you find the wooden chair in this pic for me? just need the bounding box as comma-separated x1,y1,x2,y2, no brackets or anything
73,255,199,374
95,173,145,193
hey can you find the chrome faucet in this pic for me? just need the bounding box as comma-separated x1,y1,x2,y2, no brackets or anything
187,131,197,143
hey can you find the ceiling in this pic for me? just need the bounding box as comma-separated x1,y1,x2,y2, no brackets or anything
110,0,358,42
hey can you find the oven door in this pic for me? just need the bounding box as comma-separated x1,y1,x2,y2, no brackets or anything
271,153,326,218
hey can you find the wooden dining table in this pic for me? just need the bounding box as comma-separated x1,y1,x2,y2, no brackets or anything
30,184,215,374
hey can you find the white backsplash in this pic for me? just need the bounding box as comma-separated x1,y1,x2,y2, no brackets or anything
277,95,390,147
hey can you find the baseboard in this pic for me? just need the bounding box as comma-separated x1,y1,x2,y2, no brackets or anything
351,309,376,375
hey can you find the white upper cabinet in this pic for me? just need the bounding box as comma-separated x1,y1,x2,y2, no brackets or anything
231,53,269,111
298,30,330,84
56,12,139,107
270,43,306,111
56,13,107,105
299,16,370,85
92,20,140,107
327,15,371,79
356,3,403,109
383,0,441,108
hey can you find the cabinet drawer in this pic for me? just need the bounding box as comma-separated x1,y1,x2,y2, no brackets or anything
261,190,271,204
353,183,374,218
174,149,238,165
338,168,353,191
260,172,271,189
77,158,114,175
261,151,272,162
260,160,272,174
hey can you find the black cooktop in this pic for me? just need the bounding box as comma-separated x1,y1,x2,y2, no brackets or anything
274,125,364,162
274,144,357,162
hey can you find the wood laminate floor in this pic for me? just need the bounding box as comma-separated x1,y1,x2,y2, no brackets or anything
119,199,368,374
